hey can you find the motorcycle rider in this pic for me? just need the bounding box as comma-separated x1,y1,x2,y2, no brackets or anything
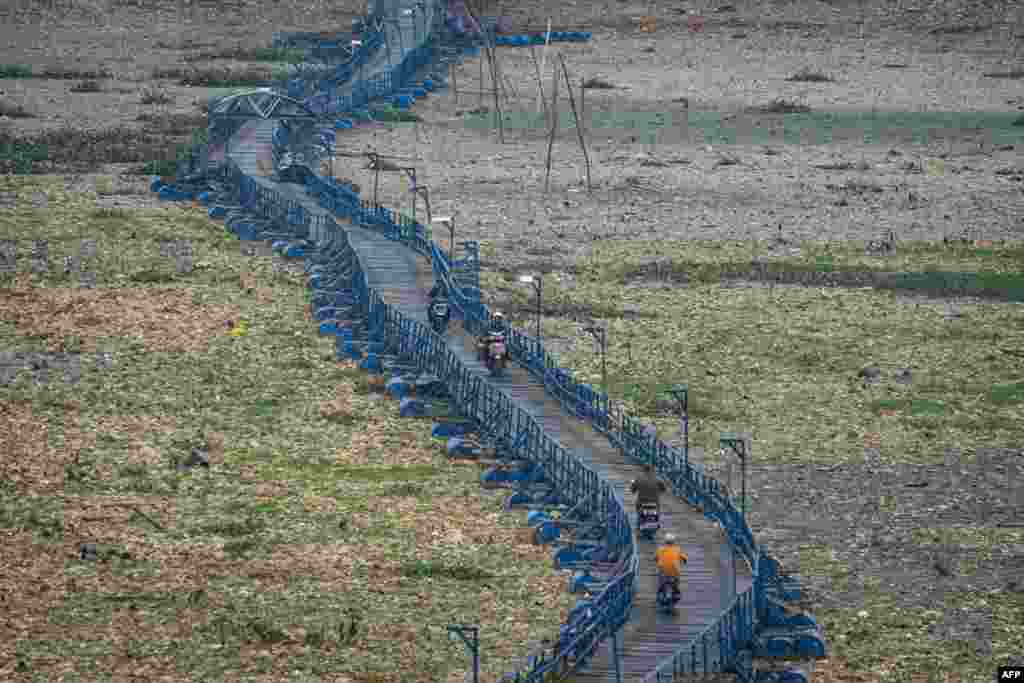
655,533,687,602
427,281,451,331
630,463,666,518
429,281,448,300
486,311,505,335
479,311,506,361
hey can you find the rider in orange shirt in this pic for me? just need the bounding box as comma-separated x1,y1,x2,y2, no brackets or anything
655,533,687,601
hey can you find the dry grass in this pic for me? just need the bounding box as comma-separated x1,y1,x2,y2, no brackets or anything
0,175,574,682
0,284,241,353
151,65,282,87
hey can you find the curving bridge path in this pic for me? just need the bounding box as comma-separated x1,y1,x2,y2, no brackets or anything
210,0,822,680
230,129,751,683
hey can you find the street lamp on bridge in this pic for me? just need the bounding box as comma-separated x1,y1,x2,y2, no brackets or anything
432,215,456,263
582,322,607,391
518,274,542,341
669,384,689,468
446,624,479,683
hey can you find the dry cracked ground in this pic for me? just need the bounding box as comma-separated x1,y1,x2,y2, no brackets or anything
1,0,1023,681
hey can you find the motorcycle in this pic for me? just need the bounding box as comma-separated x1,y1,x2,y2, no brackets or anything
429,300,450,334
656,574,682,613
478,333,507,376
637,503,660,542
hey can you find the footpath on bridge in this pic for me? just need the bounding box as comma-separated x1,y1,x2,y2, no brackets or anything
230,105,752,682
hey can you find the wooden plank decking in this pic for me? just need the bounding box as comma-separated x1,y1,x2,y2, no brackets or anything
230,110,751,683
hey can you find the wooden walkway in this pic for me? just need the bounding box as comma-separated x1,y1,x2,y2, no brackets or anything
230,121,751,683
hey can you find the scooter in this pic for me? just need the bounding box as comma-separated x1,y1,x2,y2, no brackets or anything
429,300,450,334
478,334,507,376
656,574,681,613
637,503,660,542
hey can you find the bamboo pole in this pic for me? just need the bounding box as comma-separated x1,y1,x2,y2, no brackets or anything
451,60,458,105
580,76,585,136
560,55,591,192
464,0,504,142
490,46,504,143
538,18,552,113
544,58,560,193
529,46,548,120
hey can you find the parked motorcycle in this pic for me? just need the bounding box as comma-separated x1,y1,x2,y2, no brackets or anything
637,503,660,542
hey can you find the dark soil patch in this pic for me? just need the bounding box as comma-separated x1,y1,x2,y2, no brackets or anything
982,70,1024,80
786,70,834,83
582,76,617,90
0,127,192,174
151,65,280,87
746,98,812,114
930,23,992,35
615,259,1024,301
747,450,1023,610
0,99,35,118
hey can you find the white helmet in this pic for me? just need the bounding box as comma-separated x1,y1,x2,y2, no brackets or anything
493,311,505,320
664,533,677,543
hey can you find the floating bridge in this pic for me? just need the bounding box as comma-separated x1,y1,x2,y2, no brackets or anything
159,0,828,680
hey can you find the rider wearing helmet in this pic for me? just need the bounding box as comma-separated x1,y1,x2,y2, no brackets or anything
479,311,506,363
427,281,451,331
429,281,448,301
630,463,666,516
488,311,506,335
655,533,687,601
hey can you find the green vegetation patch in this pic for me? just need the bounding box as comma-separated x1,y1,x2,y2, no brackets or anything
0,495,64,541
0,63,34,78
482,238,1024,466
989,381,1024,405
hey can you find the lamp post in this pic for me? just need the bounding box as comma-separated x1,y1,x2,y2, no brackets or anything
433,215,455,263
720,433,749,518
518,274,542,340
719,433,748,610
582,322,607,391
403,167,417,222
447,624,479,683
669,384,689,468
352,39,363,84
413,185,432,225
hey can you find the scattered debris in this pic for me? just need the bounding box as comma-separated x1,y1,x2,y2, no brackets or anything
714,154,740,167
857,366,882,384
786,69,834,83
865,230,896,255
747,99,811,114
176,447,210,472
581,76,616,90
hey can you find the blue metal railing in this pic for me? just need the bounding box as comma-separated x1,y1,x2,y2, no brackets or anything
206,1,825,680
